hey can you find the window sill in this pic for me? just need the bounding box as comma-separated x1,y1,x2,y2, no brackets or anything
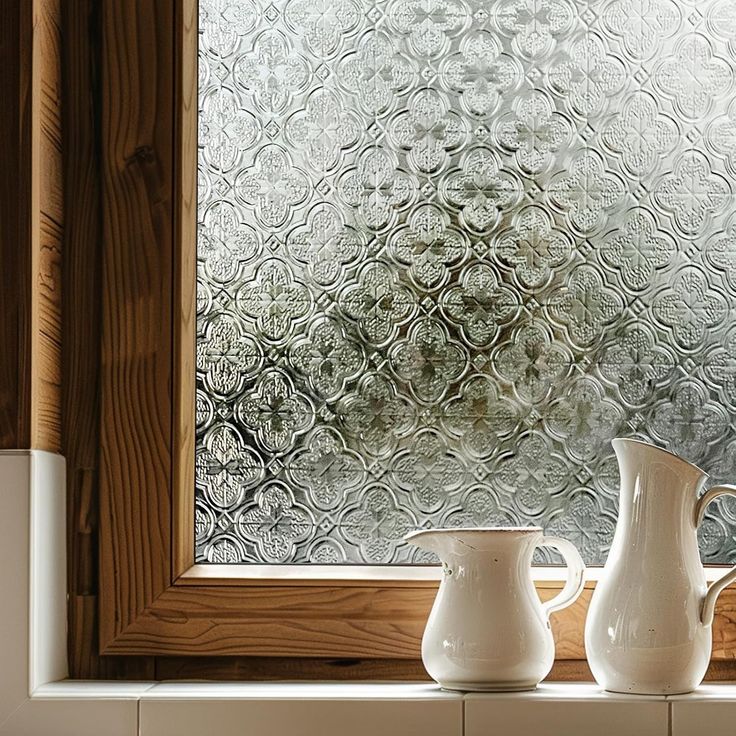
24,681,736,736
30,679,736,701
2,451,736,736
33,679,736,701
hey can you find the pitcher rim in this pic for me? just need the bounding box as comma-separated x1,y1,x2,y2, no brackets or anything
406,526,543,538
612,437,708,478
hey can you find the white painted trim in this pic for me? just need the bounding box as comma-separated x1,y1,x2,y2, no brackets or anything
1,450,735,736
28,451,67,692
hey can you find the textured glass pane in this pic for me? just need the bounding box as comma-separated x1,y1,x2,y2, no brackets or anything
195,0,736,565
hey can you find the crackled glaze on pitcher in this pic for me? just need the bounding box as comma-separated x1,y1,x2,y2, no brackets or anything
585,438,736,695
406,528,585,692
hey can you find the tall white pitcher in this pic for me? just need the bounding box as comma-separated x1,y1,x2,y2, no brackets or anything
585,438,736,694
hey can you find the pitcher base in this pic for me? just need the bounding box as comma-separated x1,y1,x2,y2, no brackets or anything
440,682,538,693
602,685,696,696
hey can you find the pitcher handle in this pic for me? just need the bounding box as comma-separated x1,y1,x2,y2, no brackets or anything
537,536,586,616
695,485,736,626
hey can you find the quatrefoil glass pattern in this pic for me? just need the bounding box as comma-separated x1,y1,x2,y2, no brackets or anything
196,0,736,565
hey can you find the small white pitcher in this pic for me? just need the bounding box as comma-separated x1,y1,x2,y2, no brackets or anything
406,527,585,692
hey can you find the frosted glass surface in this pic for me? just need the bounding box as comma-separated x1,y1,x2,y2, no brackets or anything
195,0,736,564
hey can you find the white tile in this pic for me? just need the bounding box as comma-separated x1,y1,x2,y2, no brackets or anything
671,701,736,736
465,687,669,736
140,692,463,736
0,698,139,736
671,688,736,736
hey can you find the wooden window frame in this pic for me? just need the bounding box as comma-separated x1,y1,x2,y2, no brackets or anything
64,0,736,679
95,0,446,664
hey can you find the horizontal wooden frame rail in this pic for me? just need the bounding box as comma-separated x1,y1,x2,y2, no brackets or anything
92,0,736,677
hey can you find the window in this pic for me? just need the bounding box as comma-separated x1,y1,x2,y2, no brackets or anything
194,0,736,569
63,0,736,679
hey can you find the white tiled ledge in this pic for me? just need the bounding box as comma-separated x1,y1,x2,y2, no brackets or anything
3,452,736,736
31,680,736,701
25,681,736,736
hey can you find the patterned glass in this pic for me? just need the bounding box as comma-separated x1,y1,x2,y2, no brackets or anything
195,0,736,565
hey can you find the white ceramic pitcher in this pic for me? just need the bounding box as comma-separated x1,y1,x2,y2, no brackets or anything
406,527,585,691
585,438,736,695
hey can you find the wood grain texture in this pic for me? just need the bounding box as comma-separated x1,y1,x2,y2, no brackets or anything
153,657,599,682
0,0,33,449
711,588,736,659
98,0,174,649
0,0,64,452
138,656,736,684
0,0,63,452
705,659,736,681
32,0,64,451
172,0,198,581
102,584,434,657
63,0,155,680
155,657,433,682
62,0,103,676
149,656,736,683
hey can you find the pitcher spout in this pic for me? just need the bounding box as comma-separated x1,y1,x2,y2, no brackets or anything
612,438,707,489
404,529,445,555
